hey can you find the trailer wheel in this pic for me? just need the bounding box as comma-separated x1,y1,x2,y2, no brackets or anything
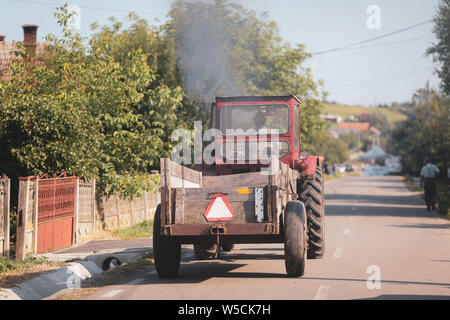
298,166,325,259
153,204,181,278
284,201,307,277
221,243,234,252
194,243,220,260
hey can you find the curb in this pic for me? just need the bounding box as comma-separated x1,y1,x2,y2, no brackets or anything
0,260,103,300
0,247,153,300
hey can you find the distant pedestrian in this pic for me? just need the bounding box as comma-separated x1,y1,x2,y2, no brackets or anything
324,163,330,175
332,163,336,175
420,159,440,211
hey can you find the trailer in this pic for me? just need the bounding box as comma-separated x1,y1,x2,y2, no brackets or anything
153,95,325,278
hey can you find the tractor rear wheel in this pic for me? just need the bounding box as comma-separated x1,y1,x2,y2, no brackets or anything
153,205,181,278
284,201,307,277
298,166,325,259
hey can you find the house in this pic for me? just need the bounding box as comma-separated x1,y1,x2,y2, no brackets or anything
0,24,45,82
338,122,371,132
328,122,373,139
320,114,343,124
359,113,369,122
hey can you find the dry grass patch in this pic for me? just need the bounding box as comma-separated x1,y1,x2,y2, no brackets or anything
0,256,66,288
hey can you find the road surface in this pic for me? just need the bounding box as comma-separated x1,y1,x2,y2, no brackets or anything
78,176,450,300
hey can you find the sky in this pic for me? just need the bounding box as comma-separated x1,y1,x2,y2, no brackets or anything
0,0,442,106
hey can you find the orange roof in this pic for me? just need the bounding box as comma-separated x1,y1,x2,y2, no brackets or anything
0,41,46,81
338,122,370,131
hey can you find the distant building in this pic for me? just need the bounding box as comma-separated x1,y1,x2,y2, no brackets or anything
0,24,45,82
338,122,371,132
328,127,361,139
320,114,343,124
359,113,369,122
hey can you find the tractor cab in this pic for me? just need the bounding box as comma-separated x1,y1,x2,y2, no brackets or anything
209,95,314,175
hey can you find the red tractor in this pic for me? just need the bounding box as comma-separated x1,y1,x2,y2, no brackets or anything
154,95,325,277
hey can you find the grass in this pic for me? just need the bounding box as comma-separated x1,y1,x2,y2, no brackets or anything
402,176,449,220
403,175,422,193
112,220,154,239
324,172,342,182
324,171,361,182
324,103,407,123
0,256,66,288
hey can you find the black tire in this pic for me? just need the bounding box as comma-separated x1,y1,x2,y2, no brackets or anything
298,166,325,259
153,204,181,278
284,200,307,277
221,243,234,252
194,243,220,260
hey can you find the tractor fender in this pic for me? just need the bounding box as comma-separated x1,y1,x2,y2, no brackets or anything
301,156,318,176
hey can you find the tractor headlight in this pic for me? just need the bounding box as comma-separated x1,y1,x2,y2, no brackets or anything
299,151,309,161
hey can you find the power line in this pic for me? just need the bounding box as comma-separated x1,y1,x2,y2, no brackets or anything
312,19,433,56
328,67,433,89
316,37,431,61
6,0,167,16
328,68,433,95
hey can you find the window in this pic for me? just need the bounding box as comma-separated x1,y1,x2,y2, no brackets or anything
219,104,289,135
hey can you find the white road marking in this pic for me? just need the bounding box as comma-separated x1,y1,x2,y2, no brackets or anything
101,289,123,298
147,270,157,275
314,285,330,300
127,278,145,285
334,248,344,258
344,229,351,235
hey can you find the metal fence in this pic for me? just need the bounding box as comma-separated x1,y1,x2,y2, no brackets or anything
15,174,161,258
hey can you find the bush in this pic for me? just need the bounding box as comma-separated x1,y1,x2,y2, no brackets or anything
436,181,449,217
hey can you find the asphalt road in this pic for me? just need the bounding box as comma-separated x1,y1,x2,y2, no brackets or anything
79,176,450,300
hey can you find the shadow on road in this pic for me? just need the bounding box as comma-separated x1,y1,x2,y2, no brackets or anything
302,276,450,290
389,223,450,229
325,204,427,218
362,294,450,300
219,253,283,262
325,194,422,206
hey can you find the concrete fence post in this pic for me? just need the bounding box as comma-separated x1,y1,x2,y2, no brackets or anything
143,191,149,221
32,177,39,254
115,194,120,228
0,177,11,258
92,179,96,233
74,177,79,244
16,178,31,259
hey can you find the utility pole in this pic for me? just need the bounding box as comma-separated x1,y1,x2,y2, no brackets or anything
426,80,430,120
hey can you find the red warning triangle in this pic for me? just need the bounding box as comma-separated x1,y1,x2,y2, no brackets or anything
203,194,235,221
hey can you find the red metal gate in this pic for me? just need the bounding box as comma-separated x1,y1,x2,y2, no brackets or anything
37,176,76,253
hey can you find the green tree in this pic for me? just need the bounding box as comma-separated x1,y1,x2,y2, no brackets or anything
309,131,349,164
367,110,391,133
390,91,449,176
0,6,182,198
426,0,450,95
165,0,325,147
